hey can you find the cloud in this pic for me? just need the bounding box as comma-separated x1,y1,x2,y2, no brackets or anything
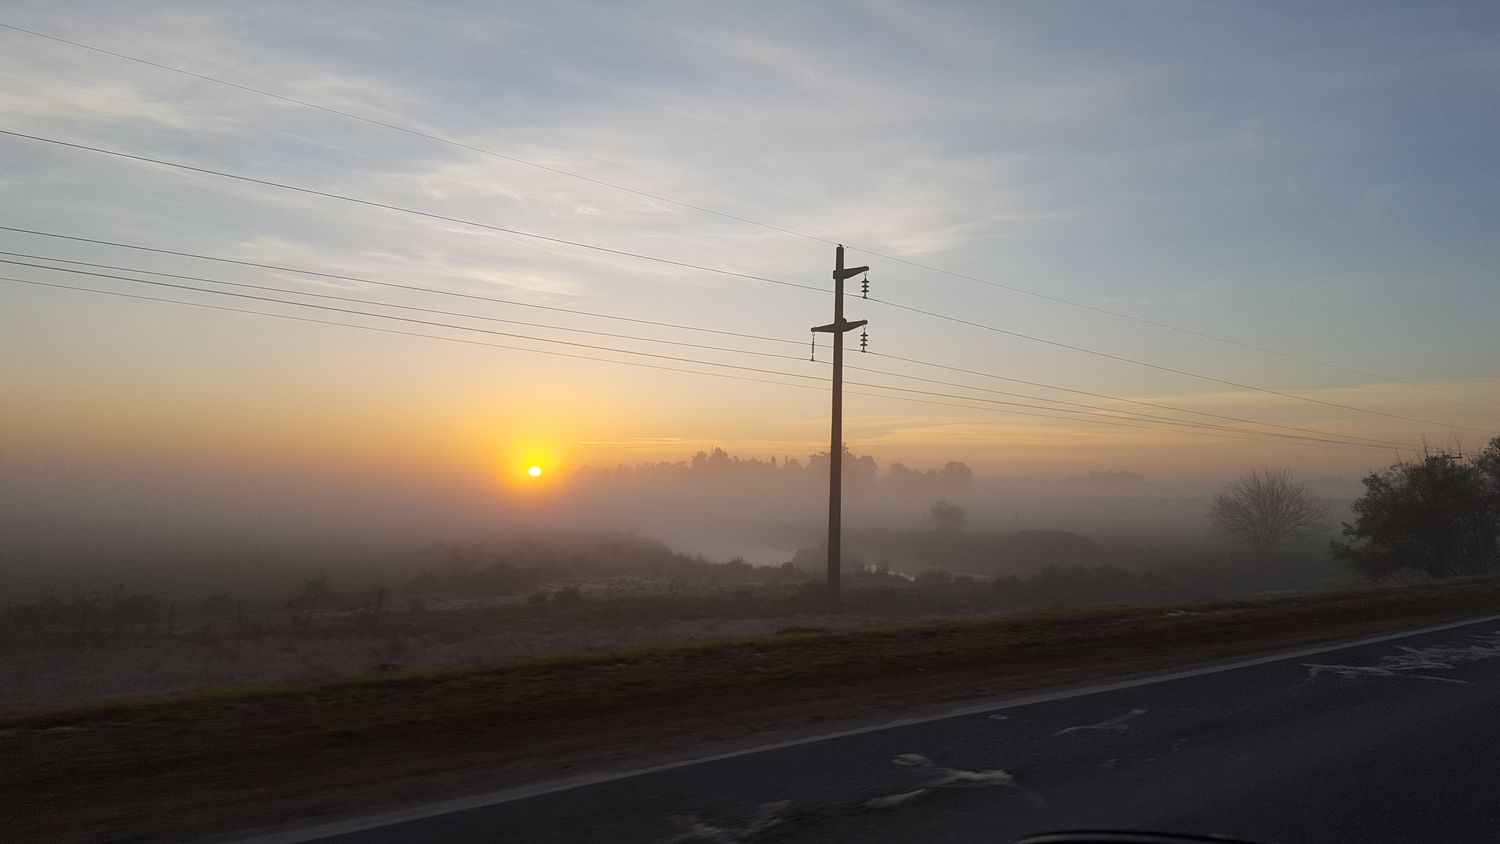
2,0,1495,483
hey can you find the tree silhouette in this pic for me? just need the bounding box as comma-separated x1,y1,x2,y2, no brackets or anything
1210,469,1330,556
1333,441,1500,581
939,461,974,493
930,500,968,533
807,445,879,485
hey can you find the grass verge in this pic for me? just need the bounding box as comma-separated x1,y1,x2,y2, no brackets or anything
8,577,1500,841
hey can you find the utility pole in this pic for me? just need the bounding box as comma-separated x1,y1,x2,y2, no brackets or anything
812,244,868,610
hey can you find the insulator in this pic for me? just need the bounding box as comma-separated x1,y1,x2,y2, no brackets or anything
861,274,869,299
809,333,816,361
859,329,869,352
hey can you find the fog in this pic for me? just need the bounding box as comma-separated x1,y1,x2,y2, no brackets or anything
0,445,1364,600
0,442,1387,712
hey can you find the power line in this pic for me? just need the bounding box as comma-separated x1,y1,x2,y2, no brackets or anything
0,129,826,295
0,258,1224,434
0,225,802,348
4,250,1423,450
859,350,1418,448
868,296,1492,435
842,359,1416,449
0,226,1417,445
0,262,826,381
0,254,811,363
0,129,1485,434
0,226,1451,448
841,377,1408,449
1,276,829,395
0,21,837,248
5,274,1416,454
2,264,1425,452
3,19,1478,403
846,245,1490,402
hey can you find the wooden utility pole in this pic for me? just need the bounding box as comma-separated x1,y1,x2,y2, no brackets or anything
812,245,868,610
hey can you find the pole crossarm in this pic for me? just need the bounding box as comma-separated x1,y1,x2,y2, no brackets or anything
811,318,867,334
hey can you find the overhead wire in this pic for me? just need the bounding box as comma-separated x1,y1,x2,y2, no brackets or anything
858,349,1418,448
0,129,826,295
0,262,826,381
0,21,837,248
1,19,1481,404
844,245,1489,402
1,261,1428,452
867,295,1493,435
1,276,829,394
0,225,1461,449
11,256,1390,446
0,225,802,348
840,358,1416,449
2,128,1485,436
1,245,1424,449
0,253,811,363
3,273,1423,454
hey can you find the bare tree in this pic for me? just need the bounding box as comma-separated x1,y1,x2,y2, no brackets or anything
1210,469,1331,555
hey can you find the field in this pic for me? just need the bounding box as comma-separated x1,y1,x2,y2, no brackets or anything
9,577,1500,841
1,538,1365,710
0,605,922,708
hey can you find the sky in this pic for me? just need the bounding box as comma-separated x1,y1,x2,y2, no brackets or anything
2,0,1498,510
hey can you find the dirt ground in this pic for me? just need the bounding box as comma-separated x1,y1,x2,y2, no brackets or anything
9,578,1500,842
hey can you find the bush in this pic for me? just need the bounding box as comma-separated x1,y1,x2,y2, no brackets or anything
1334,443,1500,581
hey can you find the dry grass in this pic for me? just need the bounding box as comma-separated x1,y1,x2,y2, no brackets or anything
8,577,1500,842
0,612,909,709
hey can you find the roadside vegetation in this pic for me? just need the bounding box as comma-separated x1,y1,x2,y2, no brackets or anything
5,439,1500,838
9,577,1500,841
0,538,1356,708
6,436,1496,709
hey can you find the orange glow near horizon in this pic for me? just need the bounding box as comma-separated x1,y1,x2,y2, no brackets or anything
492,434,570,492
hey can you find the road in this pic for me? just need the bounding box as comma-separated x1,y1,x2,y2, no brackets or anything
244,615,1500,844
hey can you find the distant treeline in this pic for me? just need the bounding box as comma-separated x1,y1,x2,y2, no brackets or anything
576,446,976,494
2,524,1373,641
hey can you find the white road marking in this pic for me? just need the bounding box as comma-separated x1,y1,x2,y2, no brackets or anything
889,753,1014,787
654,801,788,844
866,753,1014,810
1052,708,1147,736
226,612,1500,844
1301,629,1500,685
865,789,929,809
1302,663,1470,684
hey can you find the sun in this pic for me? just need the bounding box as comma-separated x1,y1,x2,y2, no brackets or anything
528,465,543,478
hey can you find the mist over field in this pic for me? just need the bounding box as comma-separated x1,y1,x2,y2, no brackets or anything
0,443,1369,600
5,4,1500,840
1,440,1382,710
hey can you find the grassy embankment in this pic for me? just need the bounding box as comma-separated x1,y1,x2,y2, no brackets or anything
8,577,1500,841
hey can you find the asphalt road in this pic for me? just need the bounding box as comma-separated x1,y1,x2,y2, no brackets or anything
249,615,1500,844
